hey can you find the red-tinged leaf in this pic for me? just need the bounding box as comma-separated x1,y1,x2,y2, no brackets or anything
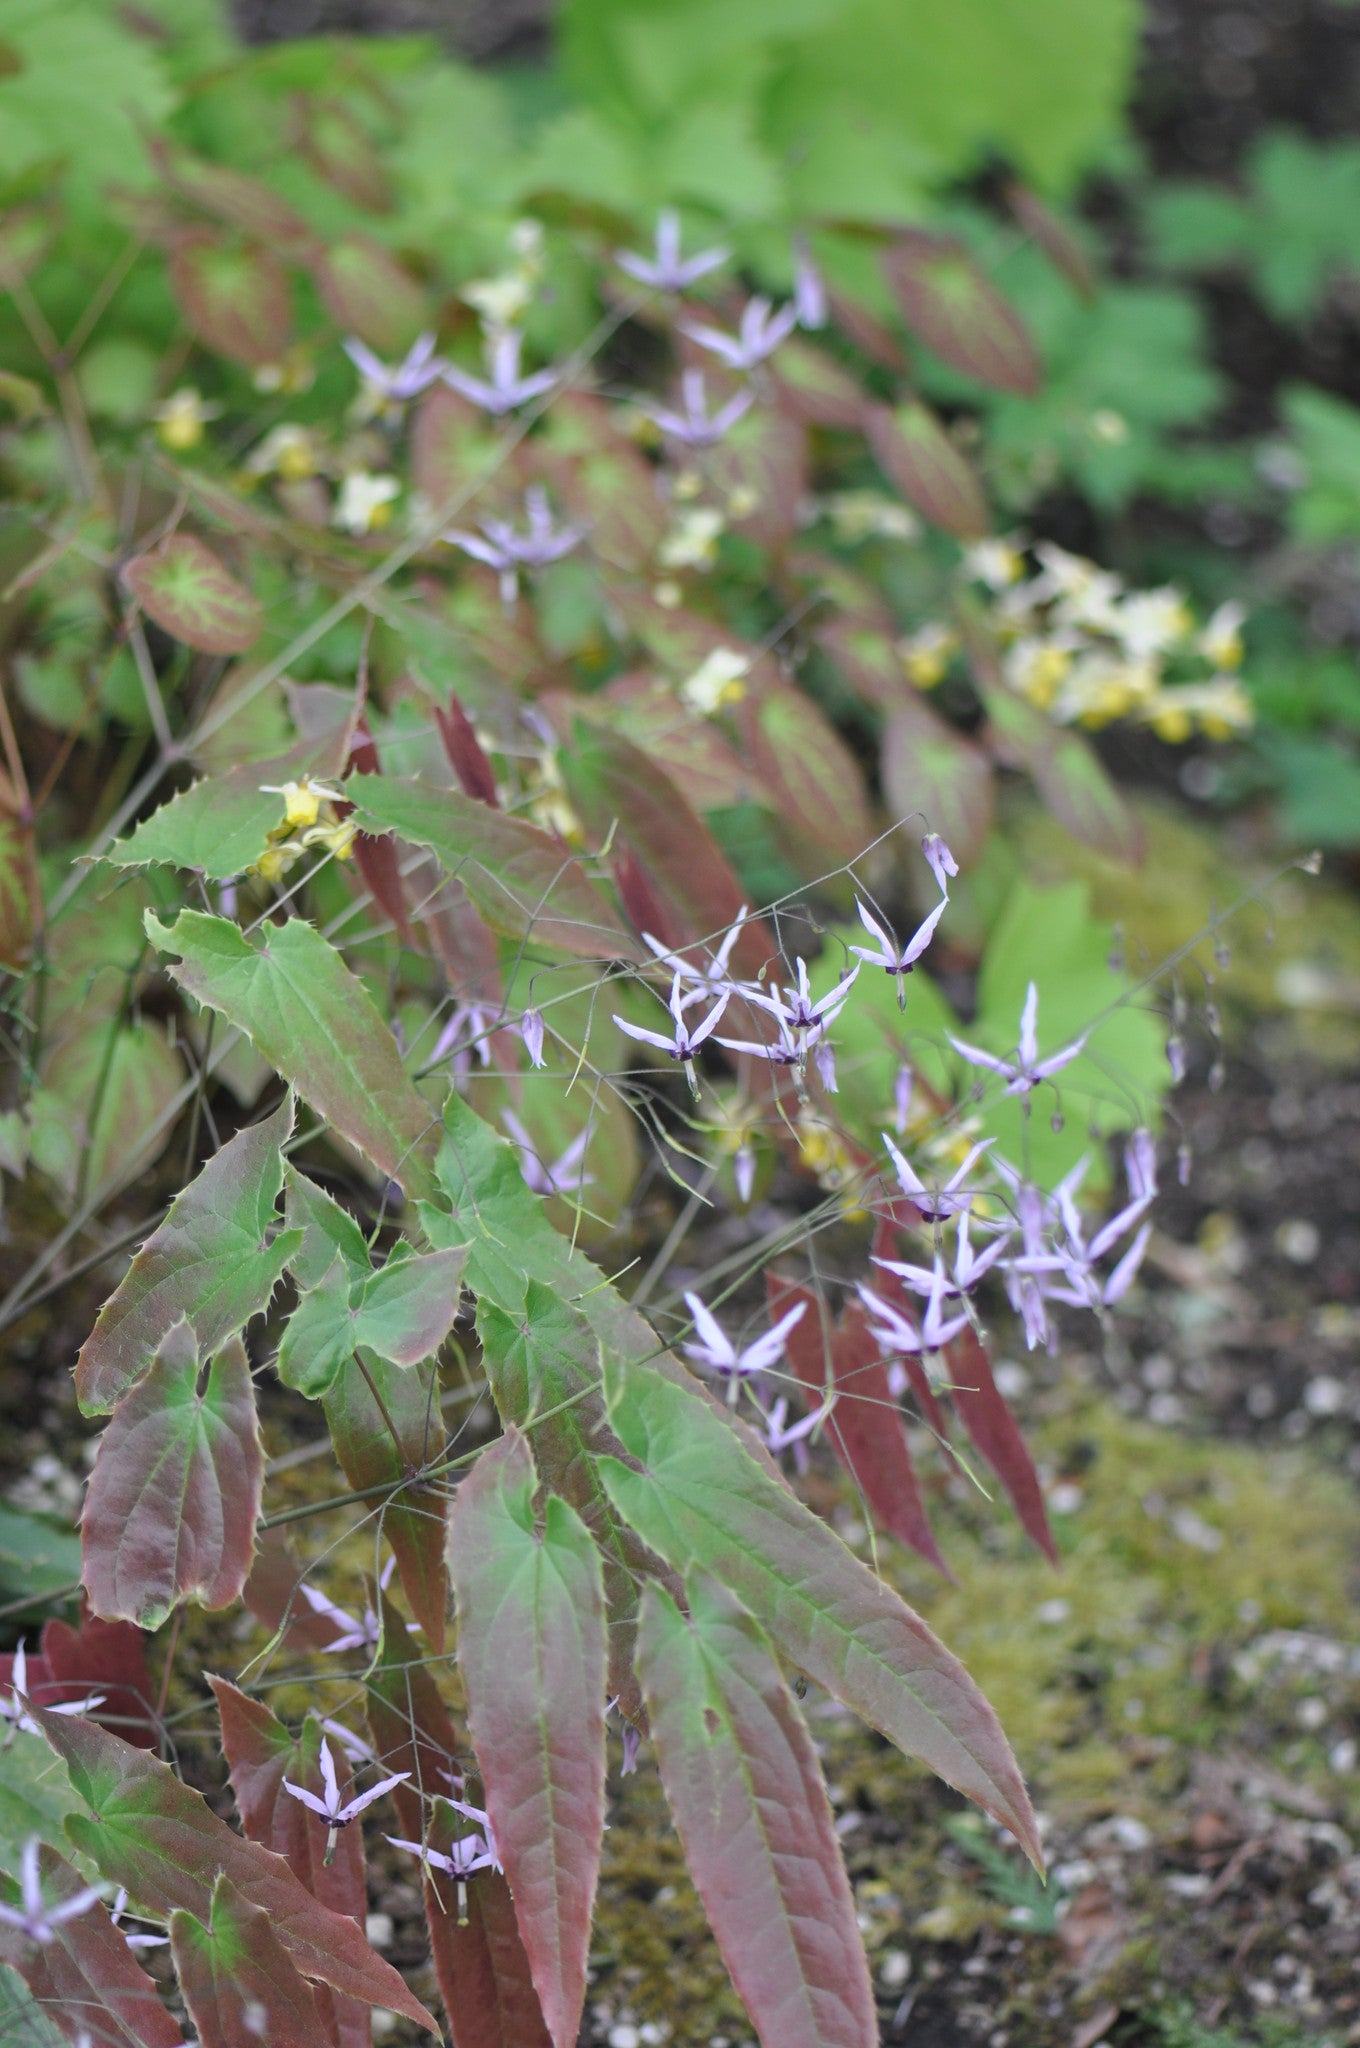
75,1095,296,1415
1005,183,1098,301
816,620,906,709
881,693,995,869
168,231,293,367
826,289,909,371
612,843,677,952
537,392,667,572
346,774,639,962
704,404,808,550
425,1849,553,2048
364,1585,462,1842
638,1575,878,2048
0,1842,182,2048
597,1365,1042,1868
152,139,314,250
446,1429,606,2048
144,910,442,1201
976,675,1144,865
242,1529,352,1655
567,675,762,815
433,696,500,807
771,339,866,430
81,1324,263,1629
769,1279,950,1577
348,720,416,942
123,533,264,655
36,1709,440,2034
881,231,1042,397
864,402,989,541
309,235,428,353
867,1222,953,1449
410,384,505,512
942,1329,1057,1564
610,587,761,684
40,1614,158,1750
171,1871,335,2048
211,1679,370,2048
324,1354,450,1650
740,684,872,868
295,99,393,214
277,1244,466,1397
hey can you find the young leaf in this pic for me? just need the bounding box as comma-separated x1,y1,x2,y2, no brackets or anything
943,1330,1057,1564
637,1576,878,2048
36,1708,440,2033
446,1430,606,2048
769,1280,951,1578
108,741,354,881
168,232,293,367
864,401,989,541
0,1841,183,2048
741,685,873,868
1004,183,1098,300
364,1585,462,1842
82,1325,263,1629
881,231,1042,396
345,774,639,960
308,236,428,353
425,1851,553,2048
977,677,1144,864
881,694,995,870
123,534,264,655
596,1362,1042,1867
38,1615,158,1750
75,1095,295,1415
170,1871,335,2048
324,1354,450,1650
284,1166,371,1289
277,1245,466,1398
144,911,441,1200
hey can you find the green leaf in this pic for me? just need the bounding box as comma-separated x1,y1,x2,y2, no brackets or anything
977,673,1144,864
882,231,1041,396
307,235,428,352
284,1166,372,1288
167,234,293,368
864,401,989,540
0,1730,78,1872
0,799,37,970
37,1710,439,2034
596,1361,1042,1866
637,1575,877,2048
81,1324,263,1629
0,1841,184,2048
37,1018,183,1204
0,1504,82,1615
447,1430,606,2048
123,535,264,656
881,693,995,869
144,910,441,1201
277,1243,466,1397
346,775,639,961
74,1096,297,1415
170,1871,335,2048
108,739,354,881
324,1355,451,1650
0,0,173,205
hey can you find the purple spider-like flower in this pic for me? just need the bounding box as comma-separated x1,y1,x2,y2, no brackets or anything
110,1889,168,1950
873,1209,1012,1303
389,1799,500,1878
502,1111,594,1197
642,909,749,995
922,832,959,895
881,1131,994,1225
792,238,828,331
749,957,859,1038
615,210,730,292
520,1007,546,1069
431,999,498,1074
0,1839,103,1945
442,485,584,606
733,1139,756,1206
857,1272,971,1365
285,1738,410,1865
298,1557,416,1655
894,1063,915,1135
0,1640,104,1737
680,1291,807,1404
343,332,444,403
1038,1128,1157,1312
851,834,957,1003
758,1390,836,1474
613,972,730,1088
439,329,559,416
682,296,798,371
717,1007,806,1069
947,982,1088,1098
640,368,754,448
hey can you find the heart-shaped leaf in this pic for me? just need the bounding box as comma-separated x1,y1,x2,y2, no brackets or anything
882,231,1042,396
308,235,427,353
123,535,263,655
168,232,292,367
865,402,989,541
170,1871,335,2048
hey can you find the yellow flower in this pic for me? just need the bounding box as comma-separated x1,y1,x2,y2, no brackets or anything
680,648,750,715
246,424,319,481
152,387,219,451
898,622,958,688
659,506,725,573
1005,636,1073,709
252,842,299,886
302,816,358,861
962,536,1025,589
334,471,400,535
1198,601,1246,670
252,348,315,396
796,1113,867,1217
821,490,920,544
1088,408,1129,444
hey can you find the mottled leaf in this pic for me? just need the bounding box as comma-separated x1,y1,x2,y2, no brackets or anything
977,675,1144,864
242,1529,352,1657
943,1330,1057,1564
447,1430,605,2048
638,1576,877,2048
882,231,1042,396
596,1362,1041,1866
296,99,393,213
881,693,995,868
277,1244,466,1397
39,1615,158,1750
144,910,441,1200
741,684,872,868
347,773,638,960
425,1850,553,2048
0,1729,79,1870
170,1871,334,2048
364,1585,462,1840
1005,183,1098,300
123,535,264,655
565,676,762,815
39,1018,183,1204
0,796,38,971
0,1842,182,2048
37,1709,439,2033
284,1166,370,1289
410,384,504,511
168,232,293,367
81,1324,263,1628
154,142,313,250
704,404,808,550
770,340,865,430
309,236,427,353
864,402,989,541
327,1356,450,1650
538,392,668,571
75,1095,296,1415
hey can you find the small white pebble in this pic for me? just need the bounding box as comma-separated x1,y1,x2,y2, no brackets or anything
1147,1392,1186,1426
1035,1599,1072,1626
370,2014,397,2042
1171,1508,1224,1554
638,2025,668,2046
1304,1375,1346,1417
880,1950,912,1990
365,1914,394,1950
1108,1816,1152,1852
1246,1383,1276,1418
1275,1219,1320,1265
609,2027,640,2048
1123,1698,1144,1721
1329,1738,1357,1772
1238,1599,1264,1625
1140,1353,1176,1391
1052,1859,1097,1890
1297,1697,1329,1731
1164,1872,1210,1898
993,1361,1028,1399
1247,1979,1279,2007
1047,1482,1083,1515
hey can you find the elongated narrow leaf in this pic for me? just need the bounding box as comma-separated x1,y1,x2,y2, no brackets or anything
447,1430,606,2048
596,1362,1041,1866
82,1324,263,1628
171,1871,334,2048
426,1850,553,2048
36,1709,439,2033
0,795,38,971
144,911,441,1200
155,141,314,250
881,231,1042,396
75,1095,295,1414
769,1279,950,1577
1004,183,1098,300
943,1330,1057,1564
168,233,292,367
123,535,264,655
741,685,872,868
865,402,989,541
538,390,669,572
324,1354,449,1648
211,1679,369,2048
977,677,1144,865
638,1576,877,2048
308,236,428,352
881,694,995,869
0,1842,183,2048
363,1585,462,1841
346,775,637,961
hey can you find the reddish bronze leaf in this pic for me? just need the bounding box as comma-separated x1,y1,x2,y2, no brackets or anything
295,98,393,214
881,692,995,869
865,402,989,541
943,1330,1057,1564
434,695,500,807
882,231,1042,396
364,1585,462,1844
1005,183,1098,301
170,1871,335,2048
168,231,293,367
40,1612,158,1749
771,339,866,430
309,236,428,353
976,668,1144,865
741,683,873,868
0,1842,182,2048
426,1852,553,2048
323,1352,449,1651
123,533,264,656
537,391,668,572
152,140,314,250
242,1529,356,1656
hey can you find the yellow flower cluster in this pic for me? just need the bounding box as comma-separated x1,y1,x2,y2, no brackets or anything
251,778,357,884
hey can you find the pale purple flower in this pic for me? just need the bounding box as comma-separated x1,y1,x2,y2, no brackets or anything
894,1063,915,1135
0,1640,104,1737
343,332,443,402
851,895,948,982
793,238,828,330
615,210,729,291
442,485,584,605
873,1209,1012,1302
502,1110,593,1197
283,1738,409,1834
748,956,858,1037
758,1390,835,1473
717,1008,806,1067
643,908,749,994
621,1723,642,1776
641,368,754,448
298,1558,415,1654
614,973,730,1074
858,1274,970,1360
521,1007,546,1069
947,983,1088,1097
0,1839,103,1945
389,1799,500,1878
319,1719,378,1767
682,295,798,371
881,1131,994,1224
734,1139,756,1206
681,1291,807,1403
814,1038,838,1093
110,1889,168,1950
921,832,959,895
440,329,558,416
431,999,497,1074
1167,1032,1187,1084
